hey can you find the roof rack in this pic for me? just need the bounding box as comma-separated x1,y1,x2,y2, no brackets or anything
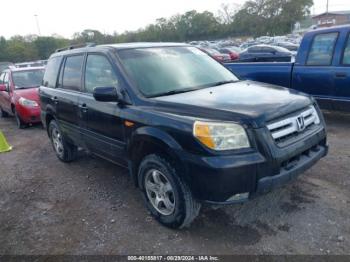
55,42,96,53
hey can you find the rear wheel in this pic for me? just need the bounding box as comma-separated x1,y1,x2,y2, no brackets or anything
138,154,201,229
49,120,77,162
0,107,8,118
15,110,26,129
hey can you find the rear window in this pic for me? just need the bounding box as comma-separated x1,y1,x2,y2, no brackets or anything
307,32,338,66
43,57,62,88
12,70,44,89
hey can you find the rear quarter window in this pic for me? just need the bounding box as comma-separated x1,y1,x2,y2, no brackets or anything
43,56,62,88
307,32,338,66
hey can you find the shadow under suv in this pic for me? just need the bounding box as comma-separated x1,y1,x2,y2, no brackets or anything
39,43,328,228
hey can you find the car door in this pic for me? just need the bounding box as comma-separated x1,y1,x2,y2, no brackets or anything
79,53,127,165
0,72,6,111
292,32,339,109
1,72,12,114
333,32,350,111
56,54,85,146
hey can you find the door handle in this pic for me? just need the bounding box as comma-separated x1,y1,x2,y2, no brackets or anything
79,104,88,113
334,72,347,79
51,96,59,104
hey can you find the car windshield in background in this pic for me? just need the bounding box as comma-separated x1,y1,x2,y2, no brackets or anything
273,46,291,53
118,46,238,97
13,70,44,89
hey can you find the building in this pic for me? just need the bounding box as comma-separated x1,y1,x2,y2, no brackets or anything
312,11,350,28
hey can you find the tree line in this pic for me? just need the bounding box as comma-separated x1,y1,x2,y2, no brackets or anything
0,0,312,63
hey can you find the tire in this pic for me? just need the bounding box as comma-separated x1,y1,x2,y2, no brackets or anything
0,107,8,118
138,154,201,229
49,120,77,162
14,110,27,129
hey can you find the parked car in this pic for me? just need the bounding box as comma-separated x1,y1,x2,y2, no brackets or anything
0,62,14,73
275,41,299,52
40,43,327,228
226,25,350,112
199,47,231,62
218,47,241,61
239,44,292,62
0,67,44,128
15,60,48,68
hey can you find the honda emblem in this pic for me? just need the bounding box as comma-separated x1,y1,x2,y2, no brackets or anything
296,116,305,131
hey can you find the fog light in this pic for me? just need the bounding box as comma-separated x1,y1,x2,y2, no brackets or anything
226,192,249,202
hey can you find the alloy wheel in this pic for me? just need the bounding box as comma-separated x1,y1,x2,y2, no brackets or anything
145,169,176,216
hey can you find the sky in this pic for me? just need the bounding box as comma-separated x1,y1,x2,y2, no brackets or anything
1,0,348,39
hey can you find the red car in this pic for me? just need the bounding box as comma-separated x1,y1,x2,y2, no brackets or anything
198,47,231,62
0,67,45,128
219,47,241,61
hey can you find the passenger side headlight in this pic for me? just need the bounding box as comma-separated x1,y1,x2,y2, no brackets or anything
19,97,38,107
193,121,250,150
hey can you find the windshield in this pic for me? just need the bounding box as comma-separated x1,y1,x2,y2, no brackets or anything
12,69,44,89
273,46,291,53
118,46,238,97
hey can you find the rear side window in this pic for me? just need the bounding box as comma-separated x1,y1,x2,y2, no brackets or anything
307,32,338,66
43,56,62,88
84,54,119,93
0,73,5,84
3,73,9,85
62,55,84,91
249,46,261,53
342,34,350,65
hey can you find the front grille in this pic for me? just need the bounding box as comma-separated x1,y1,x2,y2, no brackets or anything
267,106,320,145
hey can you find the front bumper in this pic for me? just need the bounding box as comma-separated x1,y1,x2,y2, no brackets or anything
17,105,41,124
182,125,327,204
256,144,327,194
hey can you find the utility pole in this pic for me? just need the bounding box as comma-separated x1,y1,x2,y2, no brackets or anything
34,14,41,36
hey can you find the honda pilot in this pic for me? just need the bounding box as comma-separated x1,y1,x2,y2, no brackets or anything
39,43,328,228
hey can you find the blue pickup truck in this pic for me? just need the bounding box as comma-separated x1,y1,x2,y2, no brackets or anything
226,25,350,111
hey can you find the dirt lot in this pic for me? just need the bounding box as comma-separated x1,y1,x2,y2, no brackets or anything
0,111,349,255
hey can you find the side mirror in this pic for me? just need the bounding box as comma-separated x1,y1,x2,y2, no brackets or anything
0,84,7,92
93,87,120,102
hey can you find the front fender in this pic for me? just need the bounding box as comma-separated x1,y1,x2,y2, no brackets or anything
129,126,183,153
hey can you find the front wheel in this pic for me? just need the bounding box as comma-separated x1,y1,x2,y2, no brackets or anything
15,110,26,129
49,120,77,162
138,154,201,229
0,107,8,118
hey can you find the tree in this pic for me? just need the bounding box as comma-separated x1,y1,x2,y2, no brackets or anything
232,0,313,37
34,37,69,59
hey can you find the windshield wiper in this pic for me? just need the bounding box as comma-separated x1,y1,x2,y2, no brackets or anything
210,80,237,87
15,86,39,90
149,87,203,98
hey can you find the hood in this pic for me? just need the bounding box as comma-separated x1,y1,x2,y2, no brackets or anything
14,88,39,102
153,80,312,127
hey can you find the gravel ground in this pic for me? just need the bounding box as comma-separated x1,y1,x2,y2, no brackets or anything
0,111,349,255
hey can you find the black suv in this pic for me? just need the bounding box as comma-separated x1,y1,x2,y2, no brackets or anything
40,43,328,228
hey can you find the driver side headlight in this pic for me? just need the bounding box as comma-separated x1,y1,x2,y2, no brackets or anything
193,121,250,151
18,97,38,108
